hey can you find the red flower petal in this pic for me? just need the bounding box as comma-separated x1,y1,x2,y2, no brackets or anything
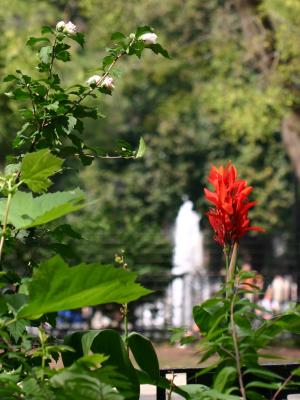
204,163,265,246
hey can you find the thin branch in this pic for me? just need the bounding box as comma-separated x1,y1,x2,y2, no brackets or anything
66,50,125,115
271,373,294,400
48,36,57,80
74,153,137,160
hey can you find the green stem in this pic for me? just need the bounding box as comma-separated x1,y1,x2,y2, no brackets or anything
66,50,125,115
223,245,230,298
4,317,17,327
225,242,238,298
66,36,136,116
0,191,13,266
123,303,129,353
230,287,247,400
38,327,48,382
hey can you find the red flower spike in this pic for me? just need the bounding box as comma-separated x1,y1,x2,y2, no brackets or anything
204,163,265,247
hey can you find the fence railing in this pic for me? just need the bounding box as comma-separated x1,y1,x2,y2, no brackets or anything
157,364,300,400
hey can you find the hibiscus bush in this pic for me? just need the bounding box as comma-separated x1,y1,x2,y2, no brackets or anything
0,21,177,399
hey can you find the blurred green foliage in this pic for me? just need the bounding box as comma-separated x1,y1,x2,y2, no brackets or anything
1,0,300,272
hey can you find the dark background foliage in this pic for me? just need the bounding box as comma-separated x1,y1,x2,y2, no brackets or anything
1,0,300,277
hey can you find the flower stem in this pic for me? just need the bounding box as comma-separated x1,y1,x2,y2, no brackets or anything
224,246,230,297
230,287,247,400
227,242,238,296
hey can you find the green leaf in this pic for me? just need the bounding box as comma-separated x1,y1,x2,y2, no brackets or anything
0,189,85,229
51,369,124,400
26,37,50,47
203,389,241,400
39,46,52,64
50,224,82,241
111,32,126,41
4,294,28,315
7,319,28,342
17,256,152,319
244,367,283,381
76,353,109,368
213,367,236,393
135,137,146,158
63,330,139,400
148,43,170,59
3,74,19,82
89,330,139,400
246,381,280,389
81,331,102,356
20,149,63,193
73,32,85,47
41,25,54,34
179,384,209,396
102,55,115,70
127,332,159,379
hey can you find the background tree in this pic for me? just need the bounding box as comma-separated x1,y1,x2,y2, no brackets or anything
1,0,299,276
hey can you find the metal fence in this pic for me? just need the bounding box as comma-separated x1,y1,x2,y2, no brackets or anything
156,364,300,400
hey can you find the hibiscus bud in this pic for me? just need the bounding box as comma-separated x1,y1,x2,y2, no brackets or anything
139,32,158,45
101,76,115,90
56,21,66,32
86,75,101,86
64,21,77,34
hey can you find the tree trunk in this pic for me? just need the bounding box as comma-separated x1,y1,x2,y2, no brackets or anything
282,113,300,181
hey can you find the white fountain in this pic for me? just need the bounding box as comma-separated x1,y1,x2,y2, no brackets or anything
171,199,206,328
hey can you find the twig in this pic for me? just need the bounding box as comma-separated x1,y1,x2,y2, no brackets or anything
167,371,176,400
65,45,129,117
271,372,294,400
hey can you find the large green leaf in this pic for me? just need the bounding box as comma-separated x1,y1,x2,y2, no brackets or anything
127,332,160,380
20,149,63,193
17,256,152,319
63,330,139,400
89,330,139,400
0,189,84,229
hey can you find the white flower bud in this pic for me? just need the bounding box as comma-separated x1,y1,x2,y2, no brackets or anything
139,32,158,45
64,21,77,34
87,75,102,86
56,21,66,32
101,76,115,90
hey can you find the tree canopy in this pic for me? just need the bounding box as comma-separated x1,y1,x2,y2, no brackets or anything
1,0,300,272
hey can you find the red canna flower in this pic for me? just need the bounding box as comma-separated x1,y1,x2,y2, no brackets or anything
204,163,264,247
